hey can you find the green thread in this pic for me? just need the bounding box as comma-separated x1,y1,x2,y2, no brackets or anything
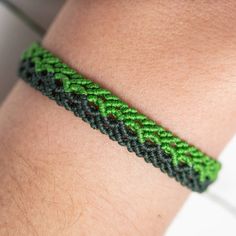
21,42,221,182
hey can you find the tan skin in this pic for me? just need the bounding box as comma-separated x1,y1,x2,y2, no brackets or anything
1,0,236,235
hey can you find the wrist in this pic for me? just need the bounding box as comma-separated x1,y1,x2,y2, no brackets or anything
43,0,236,157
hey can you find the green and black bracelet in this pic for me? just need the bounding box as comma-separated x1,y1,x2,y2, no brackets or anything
18,42,221,192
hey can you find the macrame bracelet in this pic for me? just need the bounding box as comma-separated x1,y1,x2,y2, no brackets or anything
18,42,221,192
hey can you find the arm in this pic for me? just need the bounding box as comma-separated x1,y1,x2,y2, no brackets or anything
1,0,236,235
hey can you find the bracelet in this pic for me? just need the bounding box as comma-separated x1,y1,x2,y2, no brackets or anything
18,42,221,192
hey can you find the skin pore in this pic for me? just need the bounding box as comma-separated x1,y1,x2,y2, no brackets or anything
1,0,236,235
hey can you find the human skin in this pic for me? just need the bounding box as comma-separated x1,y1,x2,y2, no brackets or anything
1,0,236,235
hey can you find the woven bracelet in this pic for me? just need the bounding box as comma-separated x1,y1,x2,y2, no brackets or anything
18,42,221,192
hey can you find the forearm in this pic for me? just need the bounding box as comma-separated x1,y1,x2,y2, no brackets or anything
1,0,236,235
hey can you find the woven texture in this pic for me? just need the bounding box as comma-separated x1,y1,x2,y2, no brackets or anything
18,43,221,192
